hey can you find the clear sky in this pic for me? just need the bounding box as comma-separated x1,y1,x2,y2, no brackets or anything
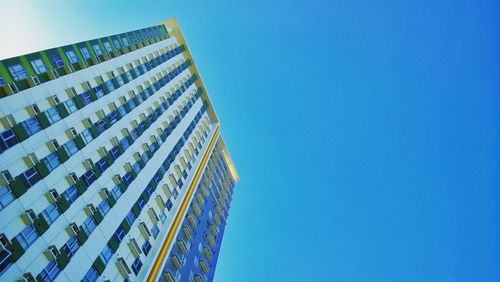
1,0,499,281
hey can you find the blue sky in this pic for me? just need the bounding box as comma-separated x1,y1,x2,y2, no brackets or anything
1,0,499,281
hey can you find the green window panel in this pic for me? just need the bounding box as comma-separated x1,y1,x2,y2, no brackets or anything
92,165,102,179
108,196,116,207
105,153,114,166
56,103,70,118
34,161,50,178
76,229,88,245
74,135,86,150
93,257,106,275
119,182,127,193
34,216,49,235
89,125,99,139
6,238,24,262
108,237,120,252
56,252,70,269
56,196,70,213
56,147,70,163
93,210,104,224
131,205,141,217
75,179,88,195
12,123,29,141
74,95,85,109
120,221,131,233
35,112,51,129
9,176,27,198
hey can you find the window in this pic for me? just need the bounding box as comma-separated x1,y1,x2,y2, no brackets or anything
63,139,78,156
121,37,130,47
99,245,113,264
51,54,64,68
61,236,79,258
81,216,96,235
22,117,42,135
61,185,78,203
105,80,115,92
8,64,28,81
114,227,125,242
16,224,38,250
64,98,78,113
0,128,18,151
82,266,98,282
38,261,61,282
131,258,142,275
21,167,40,188
142,240,151,256
81,129,93,144
0,186,14,211
111,185,122,199
96,158,108,172
0,76,5,86
120,138,130,151
113,39,121,49
93,44,103,56
46,107,61,123
151,224,159,239
82,169,95,186
65,50,79,64
41,203,60,225
80,47,91,60
103,42,113,53
158,211,166,223
97,199,110,215
125,211,135,225
30,59,47,74
44,152,61,171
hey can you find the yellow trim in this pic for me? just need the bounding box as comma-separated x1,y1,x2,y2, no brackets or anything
147,125,220,282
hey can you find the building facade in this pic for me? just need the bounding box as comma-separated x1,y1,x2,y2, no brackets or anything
0,18,238,282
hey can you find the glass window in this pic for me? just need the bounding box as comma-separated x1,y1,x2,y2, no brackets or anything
65,50,79,64
80,47,91,60
158,211,166,223
61,185,78,203
0,128,18,151
51,54,64,68
113,39,121,49
111,185,122,200
151,224,159,239
142,240,151,255
99,245,113,264
81,129,93,144
105,80,115,92
63,139,78,156
0,185,15,210
81,216,96,235
44,152,61,171
125,211,135,225
46,107,61,123
121,37,130,47
8,64,28,81
61,236,79,258
30,59,47,74
21,167,40,188
131,258,142,275
103,42,113,53
0,76,5,86
16,224,38,250
22,117,41,136
97,199,110,215
64,98,78,113
41,203,60,225
38,261,61,282
114,227,125,241
82,267,98,282
93,44,103,56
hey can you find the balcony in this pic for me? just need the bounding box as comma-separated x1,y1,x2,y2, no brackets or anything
163,271,175,282
182,226,193,239
207,234,216,247
187,215,196,228
203,247,212,260
209,224,219,235
193,274,205,282
192,203,202,216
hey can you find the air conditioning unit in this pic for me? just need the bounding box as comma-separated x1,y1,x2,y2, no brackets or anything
2,114,16,127
31,104,41,115
83,159,94,170
0,233,11,251
51,95,60,104
116,257,132,277
66,223,79,236
48,139,60,151
46,189,60,203
148,208,159,224
113,174,122,185
127,239,142,257
51,69,60,79
0,170,13,186
21,209,37,224
24,153,38,167
67,127,78,138
44,245,60,261
85,204,97,216
67,173,79,185
9,83,19,94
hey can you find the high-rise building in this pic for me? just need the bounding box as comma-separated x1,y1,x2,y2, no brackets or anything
0,18,238,282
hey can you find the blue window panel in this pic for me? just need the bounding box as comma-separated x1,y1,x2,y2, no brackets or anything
96,158,108,172
0,186,14,211
93,44,103,56
63,139,78,156
22,117,42,136
125,211,135,225
93,86,105,99
99,245,113,264
65,50,79,64
121,37,130,47
16,224,38,250
120,137,130,151
64,99,78,113
111,185,122,200
46,107,61,123
44,152,61,171
61,236,80,258
51,54,64,68
30,59,47,75
97,199,110,215
82,170,95,186
38,261,61,282
123,173,133,185
96,119,106,133
132,162,141,174
0,128,18,151
166,199,173,211
82,266,99,282
116,75,125,86
105,80,115,92
108,111,118,124
117,105,127,117
0,76,5,86
131,258,142,275
103,42,113,53
81,129,93,144
61,185,78,203
80,47,91,60
21,167,40,188
158,211,166,223
137,197,146,209
141,240,151,256
151,224,159,239
81,216,96,235
41,203,60,225
0,247,12,274
81,91,92,105
109,147,120,160
114,227,125,242
8,64,28,81
113,39,121,49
